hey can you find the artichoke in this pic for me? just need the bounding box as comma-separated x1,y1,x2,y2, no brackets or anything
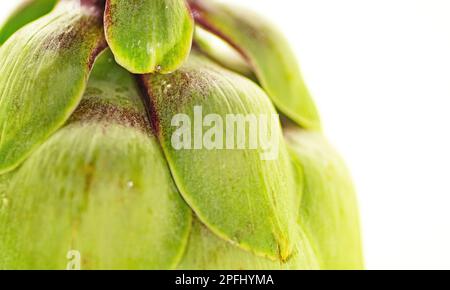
0,0,363,270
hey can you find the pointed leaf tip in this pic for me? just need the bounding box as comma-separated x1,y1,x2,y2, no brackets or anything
105,0,194,74
188,0,321,130
140,53,298,261
178,218,319,270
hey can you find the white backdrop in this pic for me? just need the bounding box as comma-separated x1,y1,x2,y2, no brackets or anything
2,0,450,270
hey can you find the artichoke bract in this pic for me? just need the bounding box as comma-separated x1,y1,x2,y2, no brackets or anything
0,0,363,270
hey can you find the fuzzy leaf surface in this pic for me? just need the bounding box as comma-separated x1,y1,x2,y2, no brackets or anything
0,51,191,270
0,1,106,174
140,53,298,261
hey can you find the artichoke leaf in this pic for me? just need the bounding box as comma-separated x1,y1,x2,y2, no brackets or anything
285,128,364,270
0,0,107,174
0,0,58,45
178,218,319,270
189,0,321,130
194,27,254,80
140,52,298,261
0,51,192,270
105,0,194,74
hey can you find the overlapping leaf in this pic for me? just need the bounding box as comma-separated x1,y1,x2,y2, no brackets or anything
0,51,192,270
285,128,364,269
140,52,298,261
0,0,362,270
105,0,194,74
0,1,107,174
194,27,254,79
189,0,321,130
178,218,319,270
0,0,58,45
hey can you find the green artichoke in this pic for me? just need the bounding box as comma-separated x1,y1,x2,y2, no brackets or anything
0,0,363,270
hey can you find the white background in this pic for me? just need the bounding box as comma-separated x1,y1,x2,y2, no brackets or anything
2,0,450,270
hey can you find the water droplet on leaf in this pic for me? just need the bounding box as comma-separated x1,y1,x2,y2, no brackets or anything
127,181,134,189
